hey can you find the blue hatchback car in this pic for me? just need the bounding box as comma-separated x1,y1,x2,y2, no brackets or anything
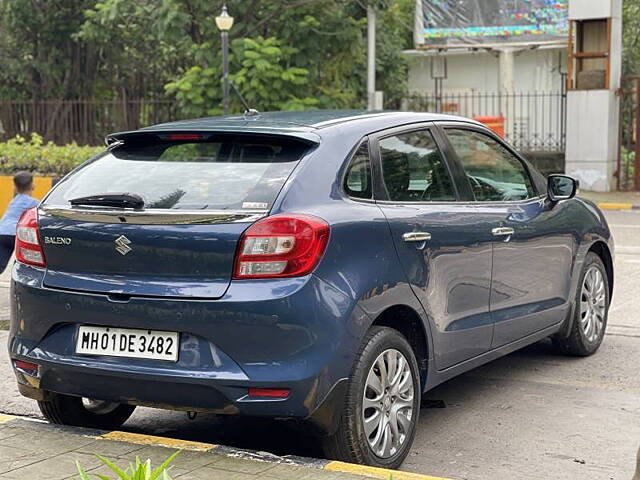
9,111,613,468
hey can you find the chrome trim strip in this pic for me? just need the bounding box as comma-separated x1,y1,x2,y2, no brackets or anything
39,205,267,225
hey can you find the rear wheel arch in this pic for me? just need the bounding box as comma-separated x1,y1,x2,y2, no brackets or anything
370,305,429,390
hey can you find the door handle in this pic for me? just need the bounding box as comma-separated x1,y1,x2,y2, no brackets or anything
491,227,515,237
403,232,432,242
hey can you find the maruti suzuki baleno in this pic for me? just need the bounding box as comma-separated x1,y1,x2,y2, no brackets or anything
9,111,614,468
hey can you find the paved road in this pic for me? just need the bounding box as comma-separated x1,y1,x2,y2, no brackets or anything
1,211,639,480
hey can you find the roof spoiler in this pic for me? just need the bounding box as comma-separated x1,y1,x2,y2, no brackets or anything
104,128,321,147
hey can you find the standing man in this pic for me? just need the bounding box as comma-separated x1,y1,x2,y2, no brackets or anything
0,171,39,273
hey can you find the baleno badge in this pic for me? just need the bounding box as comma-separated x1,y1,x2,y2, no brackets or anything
115,235,132,256
44,236,71,245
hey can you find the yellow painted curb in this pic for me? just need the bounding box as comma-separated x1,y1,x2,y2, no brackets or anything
0,414,16,424
101,431,217,452
325,461,452,480
597,202,633,210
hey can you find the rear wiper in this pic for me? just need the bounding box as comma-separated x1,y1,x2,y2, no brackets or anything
69,193,145,210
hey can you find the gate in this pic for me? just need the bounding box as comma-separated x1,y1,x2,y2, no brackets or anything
618,77,640,191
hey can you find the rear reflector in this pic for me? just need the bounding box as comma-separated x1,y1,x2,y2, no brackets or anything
248,388,290,399
15,208,46,268
13,360,39,375
233,214,329,279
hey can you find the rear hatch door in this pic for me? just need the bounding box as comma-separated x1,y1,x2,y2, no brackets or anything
39,132,312,298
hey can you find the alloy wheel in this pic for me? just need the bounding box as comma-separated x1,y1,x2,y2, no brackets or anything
82,398,121,415
579,266,606,343
362,348,414,458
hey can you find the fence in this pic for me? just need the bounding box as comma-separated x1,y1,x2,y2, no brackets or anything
0,99,183,145
1,94,568,153
403,91,567,153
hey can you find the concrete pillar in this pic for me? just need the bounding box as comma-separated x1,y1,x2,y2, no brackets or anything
367,5,377,110
413,0,424,48
498,49,516,140
565,0,622,192
498,49,515,94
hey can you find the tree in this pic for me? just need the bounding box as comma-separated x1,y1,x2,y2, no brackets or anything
0,0,98,98
0,0,416,112
623,0,640,77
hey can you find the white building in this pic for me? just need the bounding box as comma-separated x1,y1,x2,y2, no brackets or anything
403,0,569,154
405,45,567,95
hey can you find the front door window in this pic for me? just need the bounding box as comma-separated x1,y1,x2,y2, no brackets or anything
444,129,535,202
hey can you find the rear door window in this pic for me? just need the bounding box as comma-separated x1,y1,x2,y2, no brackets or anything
46,136,310,211
379,129,456,202
344,141,372,200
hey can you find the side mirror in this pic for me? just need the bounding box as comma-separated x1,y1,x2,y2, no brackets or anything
548,174,578,202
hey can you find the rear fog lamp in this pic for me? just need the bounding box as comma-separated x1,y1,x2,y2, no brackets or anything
13,360,39,376
247,388,290,399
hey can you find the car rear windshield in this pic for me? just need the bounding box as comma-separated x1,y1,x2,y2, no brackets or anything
45,135,310,211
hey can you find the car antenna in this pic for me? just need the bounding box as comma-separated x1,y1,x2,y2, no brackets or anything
231,82,260,117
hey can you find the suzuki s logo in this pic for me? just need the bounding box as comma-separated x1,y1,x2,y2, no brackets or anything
114,235,132,256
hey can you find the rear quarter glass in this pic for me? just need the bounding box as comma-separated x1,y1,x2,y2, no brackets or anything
45,135,311,211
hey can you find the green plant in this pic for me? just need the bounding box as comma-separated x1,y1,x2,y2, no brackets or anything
165,36,320,116
0,134,103,176
76,450,180,480
231,36,318,112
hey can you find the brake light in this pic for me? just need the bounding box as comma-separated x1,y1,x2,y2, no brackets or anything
15,208,46,268
164,133,205,140
233,214,329,279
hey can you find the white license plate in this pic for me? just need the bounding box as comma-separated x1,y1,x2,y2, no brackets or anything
76,326,179,362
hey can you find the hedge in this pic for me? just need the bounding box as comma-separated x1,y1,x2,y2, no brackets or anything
0,134,103,176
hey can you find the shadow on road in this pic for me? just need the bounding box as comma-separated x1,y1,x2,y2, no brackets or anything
121,339,568,459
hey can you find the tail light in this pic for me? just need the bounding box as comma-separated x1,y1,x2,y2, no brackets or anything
233,214,329,279
15,208,46,268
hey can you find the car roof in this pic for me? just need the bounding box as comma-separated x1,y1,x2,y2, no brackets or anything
106,110,481,145
142,110,474,130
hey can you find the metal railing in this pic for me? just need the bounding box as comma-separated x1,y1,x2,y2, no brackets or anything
0,99,183,145
0,93,568,152
403,91,567,153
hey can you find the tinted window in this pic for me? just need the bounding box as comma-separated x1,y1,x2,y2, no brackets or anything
379,130,456,202
344,142,372,199
445,129,535,202
46,137,309,211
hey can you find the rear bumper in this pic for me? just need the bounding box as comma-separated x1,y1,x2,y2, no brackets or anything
9,263,368,432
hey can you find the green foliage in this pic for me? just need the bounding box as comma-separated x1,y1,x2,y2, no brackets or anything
0,134,102,175
623,0,640,76
231,37,317,111
75,450,180,480
165,65,222,117
0,0,415,113
0,0,98,98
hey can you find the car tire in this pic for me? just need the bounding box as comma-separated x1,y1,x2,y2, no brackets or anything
553,252,610,356
322,326,420,470
38,394,135,430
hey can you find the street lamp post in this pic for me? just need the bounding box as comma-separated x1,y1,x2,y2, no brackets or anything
215,4,234,115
